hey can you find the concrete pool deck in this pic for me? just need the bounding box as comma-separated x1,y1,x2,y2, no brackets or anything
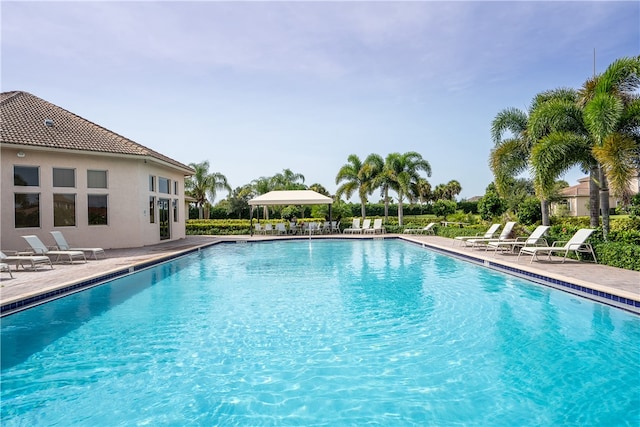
1,234,639,316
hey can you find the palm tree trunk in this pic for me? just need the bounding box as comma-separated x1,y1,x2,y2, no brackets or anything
397,194,404,226
589,166,600,228
598,165,610,240
540,199,549,226
384,187,389,221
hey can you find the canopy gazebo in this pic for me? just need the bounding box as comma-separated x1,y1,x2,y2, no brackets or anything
248,190,333,236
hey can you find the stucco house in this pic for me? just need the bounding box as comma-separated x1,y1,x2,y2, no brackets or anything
552,174,640,217
1,91,195,251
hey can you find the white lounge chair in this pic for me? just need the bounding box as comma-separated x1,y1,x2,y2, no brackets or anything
254,223,263,234
21,235,87,264
275,223,287,235
263,223,274,235
404,222,436,235
454,223,501,246
465,221,517,248
487,225,550,256
344,218,362,234
365,218,386,234
50,231,105,260
360,219,372,234
1,262,13,278
330,221,341,234
1,250,54,271
517,228,597,264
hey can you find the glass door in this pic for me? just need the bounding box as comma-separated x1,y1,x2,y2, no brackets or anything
159,198,170,240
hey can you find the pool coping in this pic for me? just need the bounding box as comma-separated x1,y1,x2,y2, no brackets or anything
1,235,639,316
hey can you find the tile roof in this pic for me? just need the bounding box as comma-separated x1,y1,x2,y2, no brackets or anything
0,91,194,173
559,178,590,197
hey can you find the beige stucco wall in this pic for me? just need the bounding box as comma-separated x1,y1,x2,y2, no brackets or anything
1,146,188,250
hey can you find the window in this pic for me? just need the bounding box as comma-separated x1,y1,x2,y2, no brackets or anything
88,170,108,188
14,166,39,186
88,195,108,225
173,199,178,222
149,196,156,223
149,175,156,192
54,194,76,226
53,168,75,187
173,181,178,195
159,177,170,194
15,193,40,228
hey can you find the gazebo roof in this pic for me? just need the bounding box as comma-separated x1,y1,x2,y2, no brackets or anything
248,190,333,206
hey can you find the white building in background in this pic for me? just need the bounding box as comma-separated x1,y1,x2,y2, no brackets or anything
1,91,194,250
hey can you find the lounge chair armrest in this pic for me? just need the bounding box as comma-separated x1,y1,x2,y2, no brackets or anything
551,240,567,247
1,249,18,256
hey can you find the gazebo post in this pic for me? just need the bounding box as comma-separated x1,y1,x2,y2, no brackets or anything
250,206,254,236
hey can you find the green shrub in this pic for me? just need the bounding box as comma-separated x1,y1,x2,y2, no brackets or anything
594,242,640,271
516,197,542,225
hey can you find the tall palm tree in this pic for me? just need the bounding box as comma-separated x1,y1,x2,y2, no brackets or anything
530,56,640,237
361,153,392,220
528,90,599,227
386,151,432,226
185,161,231,219
583,56,640,238
335,154,373,218
490,89,577,226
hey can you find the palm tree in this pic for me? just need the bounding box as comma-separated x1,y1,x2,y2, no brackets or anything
272,169,306,190
309,183,330,196
583,56,640,238
185,161,230,219
490,89,577,226
386,151,432,226
361,153,393,220
335,154,373,219
527,88,600,227
530,56,640,237
413,178,432,204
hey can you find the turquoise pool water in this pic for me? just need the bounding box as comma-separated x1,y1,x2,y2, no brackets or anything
1,239,639,426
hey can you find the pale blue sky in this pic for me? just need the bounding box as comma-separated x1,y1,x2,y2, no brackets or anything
2,1,638,201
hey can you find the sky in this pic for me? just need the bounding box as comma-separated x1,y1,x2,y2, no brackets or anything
2,1,639,202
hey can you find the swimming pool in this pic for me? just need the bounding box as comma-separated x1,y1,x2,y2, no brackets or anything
2,239,639,425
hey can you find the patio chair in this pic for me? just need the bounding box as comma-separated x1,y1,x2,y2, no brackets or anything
465,221,517,248
330,221,341,234
263,223,274,235
517,228,597,264
50,231,105,260
404,222,436,235
344,218,362,234
1,250,53,271
288,222,299,235
21,235,87,264
254,223,263,234
360,219,372,233
275,223,287,235
1,262,13,278
365,218,386,234
454,223,501,246
486,225,550,256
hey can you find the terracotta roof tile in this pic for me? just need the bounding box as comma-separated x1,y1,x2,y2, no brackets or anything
0,91,193,173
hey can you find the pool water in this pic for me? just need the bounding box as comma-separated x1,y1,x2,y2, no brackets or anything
2,239,639,426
